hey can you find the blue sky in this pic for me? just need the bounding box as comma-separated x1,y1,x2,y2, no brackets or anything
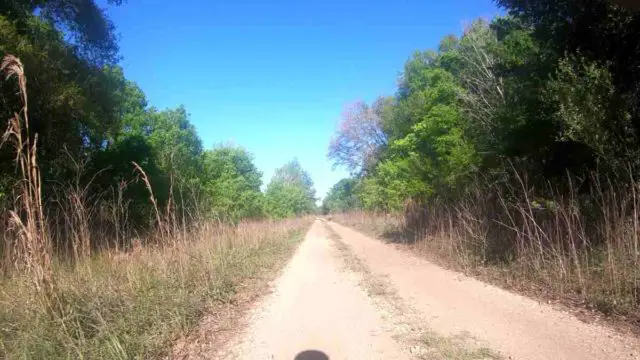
105,0,499,201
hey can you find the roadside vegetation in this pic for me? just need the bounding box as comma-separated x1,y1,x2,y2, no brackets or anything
324,0,640,324
0,218,308,359
0,2,315,358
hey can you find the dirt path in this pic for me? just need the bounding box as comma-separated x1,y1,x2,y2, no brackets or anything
213,220,640,359
328,221,640,360
215,221,408,360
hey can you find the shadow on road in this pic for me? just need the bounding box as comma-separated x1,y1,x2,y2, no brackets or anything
294,350,329,360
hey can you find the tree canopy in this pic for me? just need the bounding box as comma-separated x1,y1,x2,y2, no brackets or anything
264,159,317,219
322,178,359,214
327,1,640,213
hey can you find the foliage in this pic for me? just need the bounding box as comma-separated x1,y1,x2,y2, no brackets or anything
1,0,124,64
325,0,640,320
0,4,316,351
322,178,359,214
0,1,317,262
201,145,264,223
327,5,640,212
328,98,390,174
264,159,316,219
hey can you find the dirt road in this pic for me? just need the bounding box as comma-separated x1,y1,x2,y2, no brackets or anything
216,221,408,360
216,220,640,359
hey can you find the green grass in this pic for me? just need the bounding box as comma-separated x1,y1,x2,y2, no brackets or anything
0,219,309,359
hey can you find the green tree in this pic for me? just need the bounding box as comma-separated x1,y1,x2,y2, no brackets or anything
264,159,316,218
1,0,124,64
495,0,640,178
322,178,359,214
0,0,127,207
201,145,264,223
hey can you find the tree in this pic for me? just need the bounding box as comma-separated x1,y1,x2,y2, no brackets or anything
144,106,203,181
264,159,316,218
201,146,264,223
1,0,124,65
322,178,359,214
457,19,505,151
271,158,316,201
328,98,390,174
0,1,126,201
496,0,640,143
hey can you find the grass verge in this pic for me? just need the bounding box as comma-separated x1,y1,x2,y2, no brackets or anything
322,221,500,360
0,218,310,359
329,211,640,334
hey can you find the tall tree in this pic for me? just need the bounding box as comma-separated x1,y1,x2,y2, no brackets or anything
496,0,640,144
328,98,390,174
201,146,264,223
1,0,124,64
322,178,359,214
264,159,316,218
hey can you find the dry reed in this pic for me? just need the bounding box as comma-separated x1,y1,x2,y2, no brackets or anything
1,54,55,309
332,172,640,319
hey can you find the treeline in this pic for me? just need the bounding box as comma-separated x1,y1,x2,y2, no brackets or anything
324,1,640,315
0,1,316,262
325,0,640,211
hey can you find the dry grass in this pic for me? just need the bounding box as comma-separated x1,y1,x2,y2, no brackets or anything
331,175,640,327
0,218,310,359
1,54,56,316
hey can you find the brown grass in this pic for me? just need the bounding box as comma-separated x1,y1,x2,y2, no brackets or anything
331,174,640,328
0,217,310,359
1,54,56,312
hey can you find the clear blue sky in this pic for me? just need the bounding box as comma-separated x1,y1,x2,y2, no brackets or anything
104,0,499,201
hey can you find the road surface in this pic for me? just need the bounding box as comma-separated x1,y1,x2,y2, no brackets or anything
214,220,640,360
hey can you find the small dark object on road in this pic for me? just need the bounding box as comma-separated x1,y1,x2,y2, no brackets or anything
294,350,329,360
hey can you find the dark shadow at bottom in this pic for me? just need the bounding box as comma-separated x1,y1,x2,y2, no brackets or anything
294,349,329,360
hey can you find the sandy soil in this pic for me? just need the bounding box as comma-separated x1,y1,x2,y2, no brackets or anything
211,219,640,359
328,221,640,360
214,221,408,360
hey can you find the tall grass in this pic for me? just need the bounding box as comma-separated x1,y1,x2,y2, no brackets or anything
333,172,640,319
0,218,309,359
0,54,312,358
0,55,56,312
